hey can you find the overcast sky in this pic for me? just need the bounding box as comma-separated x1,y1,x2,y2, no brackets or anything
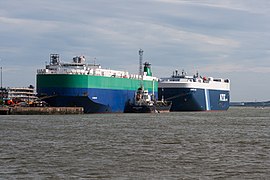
1,0,270,102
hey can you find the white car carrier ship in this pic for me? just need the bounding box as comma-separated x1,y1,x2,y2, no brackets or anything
158,70,230,111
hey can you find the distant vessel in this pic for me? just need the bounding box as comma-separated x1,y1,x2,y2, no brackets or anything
36,51,158,113
158,70,230,111
124,86,172,113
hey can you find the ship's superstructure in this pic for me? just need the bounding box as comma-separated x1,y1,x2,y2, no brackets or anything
37,53,158,113
158,70,230,111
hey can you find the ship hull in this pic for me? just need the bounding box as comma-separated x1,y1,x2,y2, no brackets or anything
158,87,230,111
37,74,158,113
124,101,172,113
40,95,111,113
38,88,137,113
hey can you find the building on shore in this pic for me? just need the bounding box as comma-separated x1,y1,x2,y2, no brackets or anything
0,87,8,100
0,85,38,104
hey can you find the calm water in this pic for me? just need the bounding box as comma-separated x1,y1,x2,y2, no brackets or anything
0,107,269,179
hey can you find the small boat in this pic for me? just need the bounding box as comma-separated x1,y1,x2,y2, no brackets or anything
124,86,172,113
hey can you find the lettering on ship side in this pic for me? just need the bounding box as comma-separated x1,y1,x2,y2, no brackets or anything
219,94,228,102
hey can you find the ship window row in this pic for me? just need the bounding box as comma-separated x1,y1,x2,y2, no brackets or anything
8,90,35,93
8,94,37,96
37,68,146,80
160,77,230,84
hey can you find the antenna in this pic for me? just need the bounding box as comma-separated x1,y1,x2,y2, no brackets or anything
93,57,96,65
1,67,2,89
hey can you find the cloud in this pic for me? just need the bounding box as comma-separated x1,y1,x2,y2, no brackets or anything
0,0,270,101
198,63,270,74
154,0,270,15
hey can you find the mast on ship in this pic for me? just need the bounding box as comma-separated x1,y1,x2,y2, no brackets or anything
139,49,144,87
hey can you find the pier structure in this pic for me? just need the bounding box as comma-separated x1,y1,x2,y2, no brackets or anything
0,107,84,115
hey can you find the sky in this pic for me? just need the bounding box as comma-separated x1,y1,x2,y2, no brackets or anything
1,0,270,102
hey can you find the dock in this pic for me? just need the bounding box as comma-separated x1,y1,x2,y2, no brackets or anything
0,107,10,115
0,107,84,115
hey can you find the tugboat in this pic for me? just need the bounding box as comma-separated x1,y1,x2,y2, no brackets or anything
124,86,172,113
124,49,172,113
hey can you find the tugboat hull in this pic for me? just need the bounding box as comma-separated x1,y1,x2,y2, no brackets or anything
124,101,172,113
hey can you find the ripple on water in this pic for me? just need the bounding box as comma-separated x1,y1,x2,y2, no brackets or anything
0,107,270,179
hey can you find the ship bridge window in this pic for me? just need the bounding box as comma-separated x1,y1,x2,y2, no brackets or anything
213,79,222,82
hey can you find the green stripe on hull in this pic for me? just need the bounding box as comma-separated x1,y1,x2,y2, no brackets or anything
37,74,158,91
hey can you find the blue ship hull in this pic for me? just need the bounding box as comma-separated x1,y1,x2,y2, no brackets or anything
38,87,158,113
158,87,230,111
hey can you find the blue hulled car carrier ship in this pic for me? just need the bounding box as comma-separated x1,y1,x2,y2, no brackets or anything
158,70,230,111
